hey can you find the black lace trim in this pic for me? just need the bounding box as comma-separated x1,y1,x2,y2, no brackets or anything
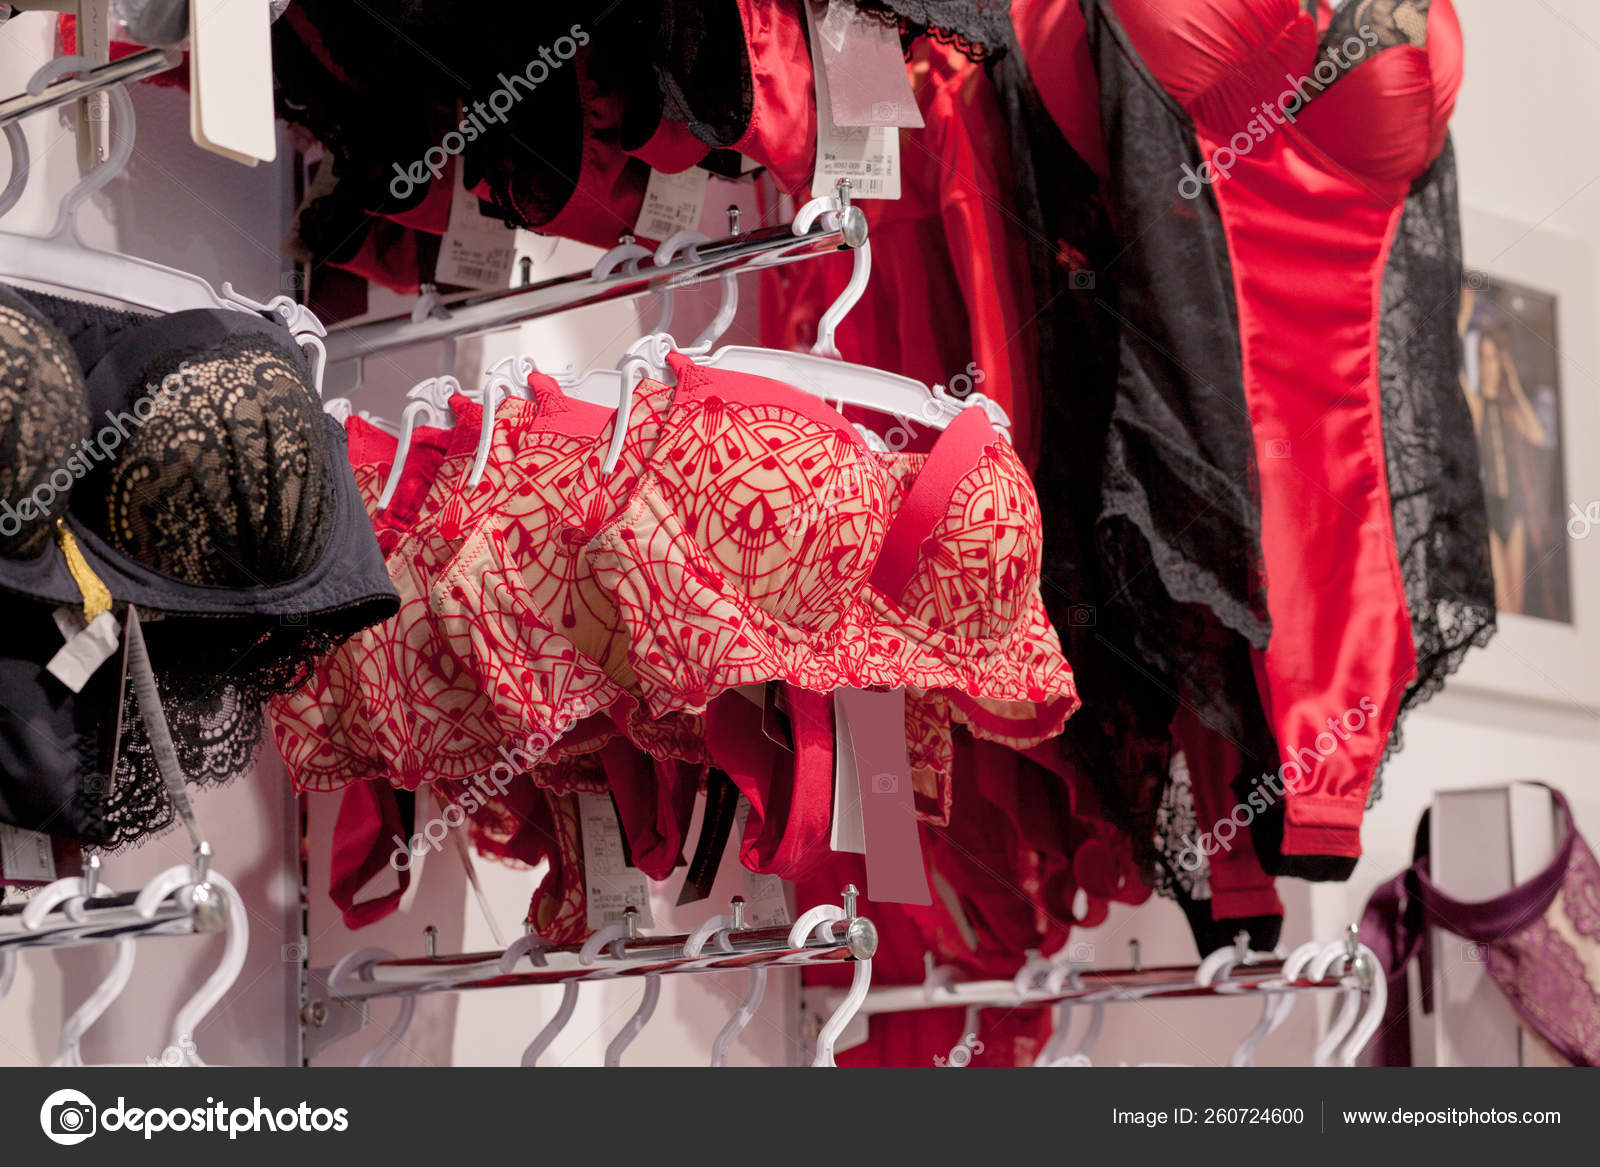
848,0,1012,61
1312,0,1432,94
1370,138,1496,801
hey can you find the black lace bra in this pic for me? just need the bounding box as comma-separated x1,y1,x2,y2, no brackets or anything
0,284,397,847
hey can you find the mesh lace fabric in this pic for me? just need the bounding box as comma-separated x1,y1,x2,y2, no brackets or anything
0,300,86,558
1313,0,1431,79
1371,138,1495,792
987,30,1214,924
848,0,1015,59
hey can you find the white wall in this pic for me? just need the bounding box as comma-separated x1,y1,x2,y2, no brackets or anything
0,11,299,1067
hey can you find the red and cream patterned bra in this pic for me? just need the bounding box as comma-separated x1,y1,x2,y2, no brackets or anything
275,356,1076,833
428,353,1076,783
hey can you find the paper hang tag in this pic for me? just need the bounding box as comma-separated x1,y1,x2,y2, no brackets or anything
578,791,655,930
633,166,710,241
835,687,930,905
436,159,518,290
731,798,793,927
830,691,867,854
0,822,57,883
804,0,902,199
189,0,277,165
46,608,121,694
813,0,924,128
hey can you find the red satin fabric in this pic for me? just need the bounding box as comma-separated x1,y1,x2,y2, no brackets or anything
705,687,836,878
730,0,817,197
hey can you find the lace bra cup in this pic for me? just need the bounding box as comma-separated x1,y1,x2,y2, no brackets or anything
0,286,397,637
269,415,452,793
1293,0,1461,183
1115,0,1460,182
355,383,669,791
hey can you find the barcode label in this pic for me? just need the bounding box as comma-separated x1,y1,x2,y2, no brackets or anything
633,167,709,241
804,0,901,200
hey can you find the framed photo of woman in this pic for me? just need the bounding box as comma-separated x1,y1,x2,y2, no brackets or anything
1447,206,1600,710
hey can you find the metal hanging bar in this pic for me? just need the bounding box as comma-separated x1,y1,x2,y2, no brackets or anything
321,206,870,367
0,884,228,952
0,46,180,127
804,954,1370,1021
318,916,878,1003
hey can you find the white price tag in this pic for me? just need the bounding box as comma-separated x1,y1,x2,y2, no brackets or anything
633,166,710,241
0,822,57,883
436,160,518,290
578,792,656,930
733,800,792,927
190,0,277,165
804,0,902,199
813,0,923,128
46,608,121,694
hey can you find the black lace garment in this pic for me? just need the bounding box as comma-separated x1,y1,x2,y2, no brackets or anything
0,288,390,848
987,8,1281,953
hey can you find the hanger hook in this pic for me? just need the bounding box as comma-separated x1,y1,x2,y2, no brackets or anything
0,122,28,221
24,57,137,242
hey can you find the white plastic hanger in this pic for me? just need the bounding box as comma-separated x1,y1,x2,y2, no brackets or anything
20,873,117,1067
575,917,662,1067
154,868,248,1067
1334,943,1387,1067
50,861,137,1067
1231,940,1321,1067
787,904,872,1067
376,376,460,511
462,237,656,488
1034,959,1100,1068
1308,935,1387,1067
598,192,1007,474
683,907,767,1067
0,57,253,315
499,930,579,1067
329,945,416,1068
1,122,30,220
323,396,401,437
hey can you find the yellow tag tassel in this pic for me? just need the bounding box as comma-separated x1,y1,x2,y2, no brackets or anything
56,519,112,622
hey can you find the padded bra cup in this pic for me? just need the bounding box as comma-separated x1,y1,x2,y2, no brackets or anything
1112,0,1461,182
655,352,1036,639
0,285,330,589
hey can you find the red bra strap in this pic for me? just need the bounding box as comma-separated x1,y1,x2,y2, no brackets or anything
871,405,996,601
328,782,412,930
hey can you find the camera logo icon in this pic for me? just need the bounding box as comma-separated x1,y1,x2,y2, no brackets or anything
40,1088,97,1146
869,772,899,795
